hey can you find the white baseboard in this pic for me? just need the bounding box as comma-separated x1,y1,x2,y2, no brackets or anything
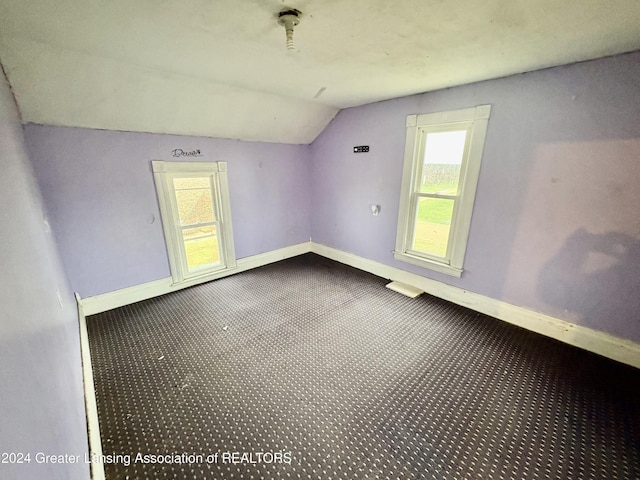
78,240,640,369
235,241,312,271
76,294,106,480
310,243,640,369
80,242,313,315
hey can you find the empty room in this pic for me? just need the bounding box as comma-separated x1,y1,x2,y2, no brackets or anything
1,1,639,479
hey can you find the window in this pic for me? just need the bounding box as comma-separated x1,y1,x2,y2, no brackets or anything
394,105,490,277
152,161,236,284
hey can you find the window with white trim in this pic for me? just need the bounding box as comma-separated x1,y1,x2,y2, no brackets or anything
394,105,490,277
152,161,236,284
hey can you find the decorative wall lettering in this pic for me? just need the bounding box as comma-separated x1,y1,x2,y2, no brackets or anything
172,148,203,158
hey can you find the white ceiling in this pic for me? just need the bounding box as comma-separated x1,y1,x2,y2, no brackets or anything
1,0,639,144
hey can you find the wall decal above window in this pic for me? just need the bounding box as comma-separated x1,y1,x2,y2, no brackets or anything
171,149,203,158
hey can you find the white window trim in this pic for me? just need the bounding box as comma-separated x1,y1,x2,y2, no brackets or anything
152,161,236,285
394,105,491,277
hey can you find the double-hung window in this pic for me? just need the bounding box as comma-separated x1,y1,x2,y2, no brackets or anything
394,105,490,277
152,161,236,284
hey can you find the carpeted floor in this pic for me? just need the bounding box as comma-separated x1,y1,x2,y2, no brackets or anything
87,253,640,479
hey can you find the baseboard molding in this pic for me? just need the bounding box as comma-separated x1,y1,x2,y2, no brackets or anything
76,294,106,480
78,240,640,369
80,242,313,315
80,277,172,316
310,243,640,369
235,241,312,272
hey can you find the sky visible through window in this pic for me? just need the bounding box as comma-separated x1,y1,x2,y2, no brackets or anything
424,130,466,165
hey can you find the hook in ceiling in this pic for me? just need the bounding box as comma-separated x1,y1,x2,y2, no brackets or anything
278,9,301,52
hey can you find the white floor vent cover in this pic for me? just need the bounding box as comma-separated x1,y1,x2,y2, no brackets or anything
386,281,424,298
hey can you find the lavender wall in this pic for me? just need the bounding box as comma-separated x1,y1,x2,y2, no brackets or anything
25,126,311,297
0,70,88,478
310,51,640,343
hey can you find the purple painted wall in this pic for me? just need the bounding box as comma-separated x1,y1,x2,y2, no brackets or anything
310,51,640,343
0,71,88,478
25,127,311,297
18,51,640,345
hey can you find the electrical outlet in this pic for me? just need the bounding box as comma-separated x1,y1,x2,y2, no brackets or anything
353,146,370,153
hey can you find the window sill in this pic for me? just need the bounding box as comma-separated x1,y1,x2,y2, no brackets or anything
171,264,239,288
393,251,463,278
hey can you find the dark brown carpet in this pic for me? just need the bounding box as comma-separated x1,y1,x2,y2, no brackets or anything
87,253,640,479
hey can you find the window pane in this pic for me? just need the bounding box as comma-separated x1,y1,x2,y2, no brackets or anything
173,177,215,225
173,177,210,190
412,197,454,258
182,226,220,271
420,130,467,195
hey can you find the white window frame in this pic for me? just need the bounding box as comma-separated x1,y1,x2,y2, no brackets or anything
152,161,236,284
394,105,491,277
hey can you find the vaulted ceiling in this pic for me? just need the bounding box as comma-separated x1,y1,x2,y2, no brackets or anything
1,0,639,144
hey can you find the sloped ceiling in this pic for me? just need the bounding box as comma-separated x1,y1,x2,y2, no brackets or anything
0,0,639,144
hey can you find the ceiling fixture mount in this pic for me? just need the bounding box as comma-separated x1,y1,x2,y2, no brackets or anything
277,9,301,52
